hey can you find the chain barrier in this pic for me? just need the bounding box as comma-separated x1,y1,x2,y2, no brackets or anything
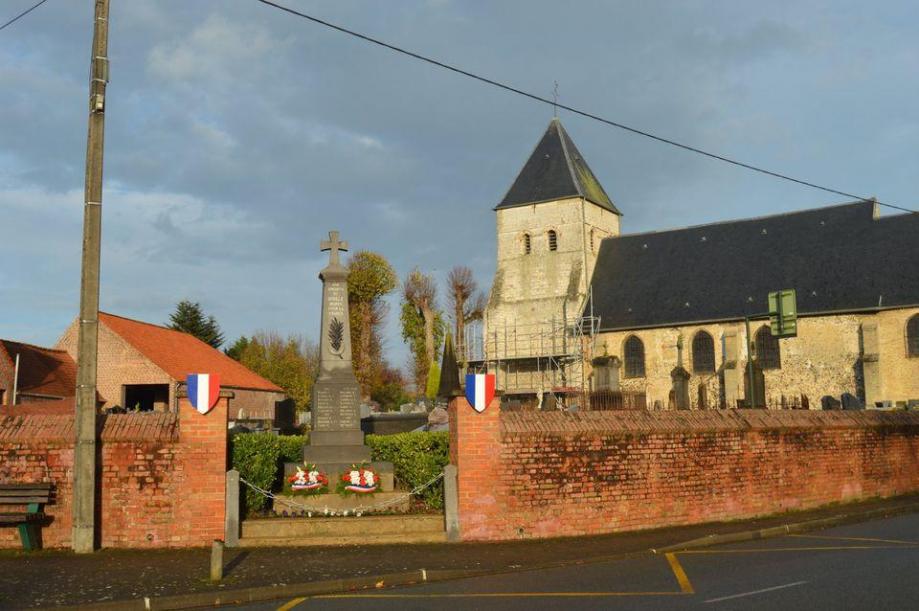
239,471,445,518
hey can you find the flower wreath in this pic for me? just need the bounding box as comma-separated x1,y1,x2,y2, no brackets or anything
285,464,329,496
336,463,379,496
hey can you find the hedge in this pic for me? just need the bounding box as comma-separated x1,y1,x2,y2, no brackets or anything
367,431,450,509
230,432,280,512
231,431,449,512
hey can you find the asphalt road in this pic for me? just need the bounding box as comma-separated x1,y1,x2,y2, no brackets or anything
245,512,919,610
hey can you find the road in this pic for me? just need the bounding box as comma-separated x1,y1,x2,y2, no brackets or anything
242,512,919,610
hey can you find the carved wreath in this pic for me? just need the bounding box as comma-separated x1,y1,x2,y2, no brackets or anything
328,317,344,356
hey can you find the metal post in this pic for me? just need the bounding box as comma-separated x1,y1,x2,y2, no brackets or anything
744,317,755,408
73,0,110,554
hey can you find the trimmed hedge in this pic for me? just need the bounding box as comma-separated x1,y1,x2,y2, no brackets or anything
230,432,280,512
279,434,308,464
367,431,450,509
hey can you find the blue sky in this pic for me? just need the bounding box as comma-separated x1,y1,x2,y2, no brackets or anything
1,0,917,371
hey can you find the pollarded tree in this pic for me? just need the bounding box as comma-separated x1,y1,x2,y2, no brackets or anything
347,251,398,400
401,268,444,394
167,300,225,348
447,266,486,360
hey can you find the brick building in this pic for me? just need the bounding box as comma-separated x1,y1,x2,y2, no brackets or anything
55,312,290,428
0,339,76,409
473,118,919,409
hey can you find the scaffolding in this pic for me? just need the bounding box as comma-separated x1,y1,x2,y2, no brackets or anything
464,291,601,399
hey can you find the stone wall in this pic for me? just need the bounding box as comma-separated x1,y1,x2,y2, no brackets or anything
449,398,919,541
486,198,618,350
0,396,228,549
595,308,919,408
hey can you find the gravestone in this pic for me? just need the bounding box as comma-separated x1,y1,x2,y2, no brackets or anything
670,366,691,410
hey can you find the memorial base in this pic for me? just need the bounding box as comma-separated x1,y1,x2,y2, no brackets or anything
271,490,410,515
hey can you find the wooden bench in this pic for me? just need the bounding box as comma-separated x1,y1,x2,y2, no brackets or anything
0,483,53,551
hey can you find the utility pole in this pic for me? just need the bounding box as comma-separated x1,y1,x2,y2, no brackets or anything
73,0,111,554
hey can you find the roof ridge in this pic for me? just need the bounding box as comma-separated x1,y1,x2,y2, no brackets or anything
609,200,872,240
99,310,180,333
0,338,71,354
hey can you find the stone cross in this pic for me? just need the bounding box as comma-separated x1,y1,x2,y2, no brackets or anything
675,334,684,367
320,231,348,266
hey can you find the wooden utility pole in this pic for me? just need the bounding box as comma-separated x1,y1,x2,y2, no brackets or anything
73,0,111,554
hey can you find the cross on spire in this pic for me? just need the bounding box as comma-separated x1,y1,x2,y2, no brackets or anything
320,230,348,266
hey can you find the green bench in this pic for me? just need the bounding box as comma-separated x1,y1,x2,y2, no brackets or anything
0,483,53,551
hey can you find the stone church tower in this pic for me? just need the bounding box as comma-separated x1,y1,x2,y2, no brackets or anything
480,118,620,398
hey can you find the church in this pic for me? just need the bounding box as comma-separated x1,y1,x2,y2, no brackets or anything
472,118,919,410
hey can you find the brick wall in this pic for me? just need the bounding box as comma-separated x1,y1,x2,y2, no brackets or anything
0,396,227,549
449,398,919,541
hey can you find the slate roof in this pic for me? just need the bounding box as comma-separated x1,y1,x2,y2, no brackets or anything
99,312,283,392
497,118,620,214
0,340,76,398
590,201,919,331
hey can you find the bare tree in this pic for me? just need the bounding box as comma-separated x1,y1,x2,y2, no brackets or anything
403,268,438,365
447,266,485,358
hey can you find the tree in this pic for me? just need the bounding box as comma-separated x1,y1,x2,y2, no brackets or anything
346,251,398,400
371,365,411,412
401,268,444,394
238,331,319,415
167,300,224,348
224,336,250,361
447,266,486,360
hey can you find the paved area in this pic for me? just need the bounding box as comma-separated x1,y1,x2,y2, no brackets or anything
0,494,916,609
256,512,919,610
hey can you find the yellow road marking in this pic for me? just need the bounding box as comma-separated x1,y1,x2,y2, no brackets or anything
682,545,915,554
276,596,306,611
315,592,686,599
665,552,695,594
789,534,919,546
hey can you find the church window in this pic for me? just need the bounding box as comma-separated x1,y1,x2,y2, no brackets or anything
755,326,781,369
548,230,558,251
523,233,531,255
623,335,645,378
907,314,919,357
692,331,716,373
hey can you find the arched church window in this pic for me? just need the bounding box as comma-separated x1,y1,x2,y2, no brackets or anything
548,230,558,251
755,326,781,369
623,335,645,378
907,314,919,357
692,331,716,373
523,233,531,255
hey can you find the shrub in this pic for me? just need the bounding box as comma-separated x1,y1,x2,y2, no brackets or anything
230,433,280,512
367,431,449,509
278,434,308,464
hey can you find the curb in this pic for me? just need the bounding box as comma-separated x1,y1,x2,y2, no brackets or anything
61,500,919,610
652,501,919,553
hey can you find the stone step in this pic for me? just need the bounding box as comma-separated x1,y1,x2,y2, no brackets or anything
242,514,445,539
239,531,448,547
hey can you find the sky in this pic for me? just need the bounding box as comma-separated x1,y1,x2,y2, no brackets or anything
1,0,917,371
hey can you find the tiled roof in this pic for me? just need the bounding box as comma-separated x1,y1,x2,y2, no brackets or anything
496,118,620,214
99,312,283,393
0,340,76,398
590,201,919,330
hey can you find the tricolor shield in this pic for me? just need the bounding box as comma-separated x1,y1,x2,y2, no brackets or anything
465,373,495,413
187,373,220,415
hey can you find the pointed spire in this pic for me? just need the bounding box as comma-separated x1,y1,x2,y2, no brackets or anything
496,118,620,214
437,332,463,399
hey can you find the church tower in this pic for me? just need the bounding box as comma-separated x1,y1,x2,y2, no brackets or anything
479,118,621,400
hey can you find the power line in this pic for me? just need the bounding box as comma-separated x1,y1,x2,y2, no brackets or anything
254,0,917,215
0,0,50,33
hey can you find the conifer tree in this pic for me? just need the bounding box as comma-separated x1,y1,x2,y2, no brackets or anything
167,300,225,348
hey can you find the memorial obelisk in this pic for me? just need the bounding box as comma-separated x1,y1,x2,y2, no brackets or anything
303,231,372,466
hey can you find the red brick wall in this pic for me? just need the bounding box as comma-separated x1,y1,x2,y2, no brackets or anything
0,396,227,549
448,400,919,541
